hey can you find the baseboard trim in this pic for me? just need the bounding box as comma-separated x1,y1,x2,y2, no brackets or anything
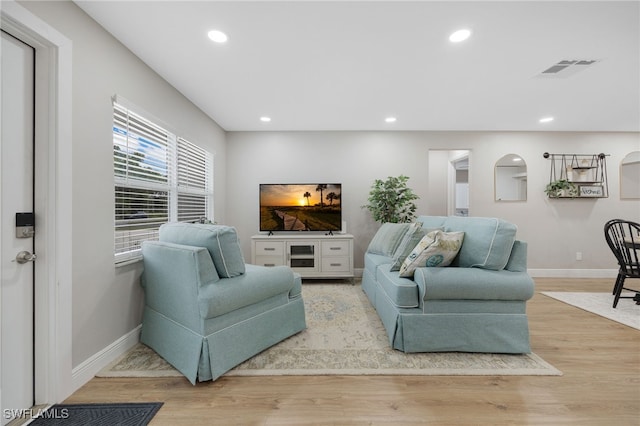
528,269,618,278
71,325,141,393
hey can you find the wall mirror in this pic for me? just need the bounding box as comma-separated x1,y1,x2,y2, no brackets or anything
620,151,640,199
495,154,527,201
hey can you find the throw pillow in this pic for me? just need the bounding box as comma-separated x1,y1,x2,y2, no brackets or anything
159,223,246,278
390,224,445,271
398,230,465,278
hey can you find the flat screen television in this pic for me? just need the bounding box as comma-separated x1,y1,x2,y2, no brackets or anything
259,183,342,232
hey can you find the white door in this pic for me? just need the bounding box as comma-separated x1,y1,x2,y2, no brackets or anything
1,31,36,425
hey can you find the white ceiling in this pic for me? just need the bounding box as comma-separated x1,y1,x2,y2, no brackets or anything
75,1,640,132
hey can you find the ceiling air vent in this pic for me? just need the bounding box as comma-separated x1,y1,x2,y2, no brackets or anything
537,59,600,78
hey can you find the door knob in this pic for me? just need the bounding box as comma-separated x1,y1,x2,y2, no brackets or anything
14,251,37,264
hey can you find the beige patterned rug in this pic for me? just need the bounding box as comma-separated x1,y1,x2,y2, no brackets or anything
99,284,561,378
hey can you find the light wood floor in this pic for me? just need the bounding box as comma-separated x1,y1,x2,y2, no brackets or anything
66,278,640,425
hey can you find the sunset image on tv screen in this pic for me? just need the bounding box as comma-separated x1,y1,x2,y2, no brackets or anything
260,184,342,232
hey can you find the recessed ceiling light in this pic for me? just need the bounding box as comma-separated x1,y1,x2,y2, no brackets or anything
449,29,471,43
207,30,228,43
539,116,555,123
260,116,271,122
385,117,397,123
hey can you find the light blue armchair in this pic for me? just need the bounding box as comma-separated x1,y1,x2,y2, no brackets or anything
140,223,306,384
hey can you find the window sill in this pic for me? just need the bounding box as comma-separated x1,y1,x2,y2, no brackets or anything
115,256,143,268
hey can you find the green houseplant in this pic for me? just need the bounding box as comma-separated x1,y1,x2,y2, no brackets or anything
545,179,579,198
362,175,419,223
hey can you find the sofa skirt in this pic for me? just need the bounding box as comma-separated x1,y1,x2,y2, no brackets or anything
141,296,306,384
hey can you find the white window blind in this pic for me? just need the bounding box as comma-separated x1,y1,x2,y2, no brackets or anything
113,102,213,263
176,137,212,223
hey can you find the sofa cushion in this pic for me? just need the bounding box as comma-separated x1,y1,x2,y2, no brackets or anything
376,264,420,308
416,215,447,229
399,230,465,278
197,264,294,319
159,223,246,278
367,222,411,256
364,252,393,278
443,216,517,271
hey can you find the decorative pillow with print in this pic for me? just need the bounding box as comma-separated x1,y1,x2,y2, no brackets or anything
398,230,465,278
390,224,446,271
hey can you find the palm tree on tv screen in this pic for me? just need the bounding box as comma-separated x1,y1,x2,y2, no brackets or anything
326,192,338,206
316,184,327,207
303,191,311,206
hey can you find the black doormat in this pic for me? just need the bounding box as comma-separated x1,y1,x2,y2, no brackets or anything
29,402,163,425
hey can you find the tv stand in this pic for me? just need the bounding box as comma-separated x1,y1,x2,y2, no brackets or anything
251,233,354,280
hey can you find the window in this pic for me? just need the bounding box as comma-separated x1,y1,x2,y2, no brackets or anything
113,102,213,263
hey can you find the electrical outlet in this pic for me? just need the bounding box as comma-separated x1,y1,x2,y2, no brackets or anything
576,252,583,261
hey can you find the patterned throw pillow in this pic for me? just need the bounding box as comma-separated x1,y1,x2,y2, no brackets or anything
398,230,465,278
389,224,447,271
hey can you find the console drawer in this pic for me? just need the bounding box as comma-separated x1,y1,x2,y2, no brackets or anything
321,256,350,272
255,241,285,256
254,255,285,267
321,240,350,256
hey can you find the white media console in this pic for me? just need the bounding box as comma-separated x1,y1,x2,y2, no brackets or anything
251,233,354,280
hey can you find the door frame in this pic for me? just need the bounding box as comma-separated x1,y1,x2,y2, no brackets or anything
1,0,73,405
449,152,470,216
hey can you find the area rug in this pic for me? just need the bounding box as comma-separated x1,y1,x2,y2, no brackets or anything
542,291,640,330
99,284,561,378
29,402,162,425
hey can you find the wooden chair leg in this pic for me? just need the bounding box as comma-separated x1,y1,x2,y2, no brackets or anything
613,276,626,308
612,271,624,295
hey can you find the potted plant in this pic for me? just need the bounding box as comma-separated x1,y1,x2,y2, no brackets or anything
362,175,419,223
545,179,579,198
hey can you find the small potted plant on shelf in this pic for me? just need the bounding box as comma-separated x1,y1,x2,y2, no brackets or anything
362,175,419,223
545,179,579,198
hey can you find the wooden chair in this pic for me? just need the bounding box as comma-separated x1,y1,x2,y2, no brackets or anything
604,219,640,308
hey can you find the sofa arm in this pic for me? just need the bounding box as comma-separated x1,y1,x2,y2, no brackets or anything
414,267,535,304
141,241,219,330
505,240,528,272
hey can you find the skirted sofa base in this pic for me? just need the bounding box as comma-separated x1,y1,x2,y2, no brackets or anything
362,215,535,354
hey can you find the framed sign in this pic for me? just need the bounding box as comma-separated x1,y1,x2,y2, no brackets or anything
579,185,604,197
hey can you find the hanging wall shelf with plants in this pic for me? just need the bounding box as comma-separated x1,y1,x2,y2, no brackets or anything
543,152,609,198
544,179,579,198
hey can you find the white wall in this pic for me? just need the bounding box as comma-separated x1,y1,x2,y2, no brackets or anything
20,1,227,368
226,131,640,273
621,151,640,199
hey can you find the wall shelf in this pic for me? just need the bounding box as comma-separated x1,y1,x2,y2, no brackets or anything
543,152,609,198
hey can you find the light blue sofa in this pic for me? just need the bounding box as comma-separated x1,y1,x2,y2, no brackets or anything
140,223,306,384
362,215,535,354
